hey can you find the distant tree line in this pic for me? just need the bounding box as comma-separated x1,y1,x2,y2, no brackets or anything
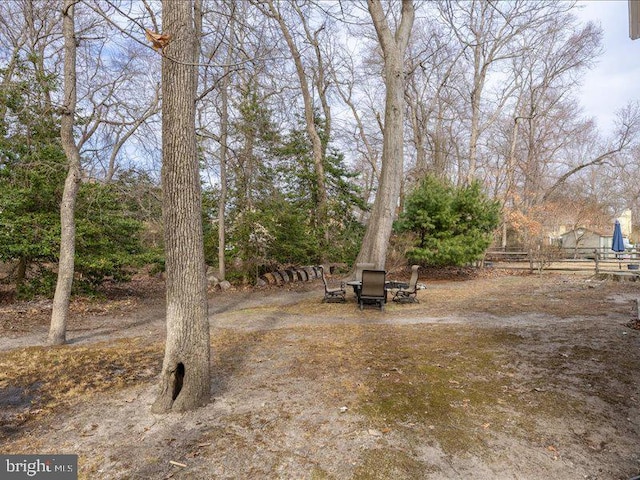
1,0,638,297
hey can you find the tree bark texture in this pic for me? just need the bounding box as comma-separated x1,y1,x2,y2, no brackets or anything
49,0,81,346
152,0,210,413
356,0,414,270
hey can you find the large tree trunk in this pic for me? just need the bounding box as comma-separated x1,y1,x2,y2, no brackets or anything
152,0,210,413
355,0,414,270
48,0,81,346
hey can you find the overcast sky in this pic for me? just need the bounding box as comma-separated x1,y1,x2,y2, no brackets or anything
576,0,640,135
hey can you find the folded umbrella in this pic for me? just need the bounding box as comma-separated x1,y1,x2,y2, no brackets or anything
612,220,625,269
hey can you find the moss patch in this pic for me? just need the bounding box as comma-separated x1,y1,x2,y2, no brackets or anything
286,324,602,457
353,448,429,479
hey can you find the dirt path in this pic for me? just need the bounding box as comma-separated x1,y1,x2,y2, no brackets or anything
1,272,639,479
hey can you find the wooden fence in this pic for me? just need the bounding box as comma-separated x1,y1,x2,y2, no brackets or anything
484,247,640,274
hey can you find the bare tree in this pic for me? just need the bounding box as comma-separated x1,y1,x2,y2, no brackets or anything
203,0,240,282
0,0,62,124
152,0,210,413
440,0,565,183
48,0,81,346
494,14,602,246
216,15,235,282
0,2,28,125
292,1,334,152
331,45,381,221
80,0,164,180
253,0,329,246
543,102,640,202
404,15,465,182
98,84,161,182
355,0,414,269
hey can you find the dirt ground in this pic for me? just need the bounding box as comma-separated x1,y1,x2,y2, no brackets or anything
1,269,639,480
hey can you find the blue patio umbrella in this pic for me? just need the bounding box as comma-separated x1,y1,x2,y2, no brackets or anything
612,220,625,269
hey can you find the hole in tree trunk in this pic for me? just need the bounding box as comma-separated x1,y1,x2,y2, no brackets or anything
172,362,185,400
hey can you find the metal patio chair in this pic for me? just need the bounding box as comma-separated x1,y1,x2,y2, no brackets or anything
358,269,386,311
318,265,346,303
392,265,420,303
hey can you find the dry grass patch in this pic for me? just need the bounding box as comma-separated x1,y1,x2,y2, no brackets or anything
415,275,636,318
2,320,632,459
0,338,163,438
1,290,637,478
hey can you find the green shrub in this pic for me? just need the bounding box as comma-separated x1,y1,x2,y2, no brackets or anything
395,175,500,266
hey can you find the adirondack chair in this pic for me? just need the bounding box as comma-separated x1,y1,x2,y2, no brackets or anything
392,265,420,303
318,265,346,303
359,269,386,311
